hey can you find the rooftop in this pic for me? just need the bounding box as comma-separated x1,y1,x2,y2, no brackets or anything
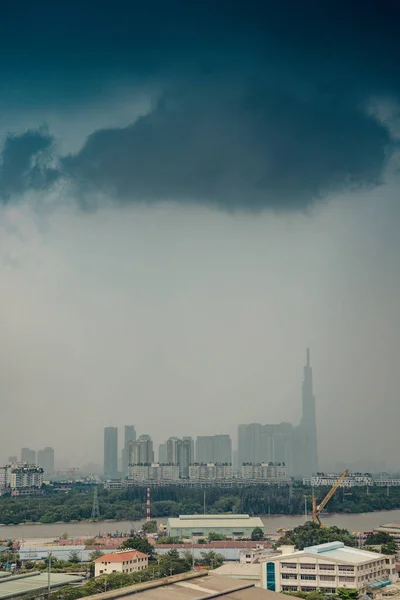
83,572,296,599
0,572,84,599
168,515,264,530
279,541,386,565
94,549,148,562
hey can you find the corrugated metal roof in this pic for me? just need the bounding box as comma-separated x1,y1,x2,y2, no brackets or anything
280,542,385,565
0,572,84,599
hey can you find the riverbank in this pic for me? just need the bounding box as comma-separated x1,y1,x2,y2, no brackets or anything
1,509,400,540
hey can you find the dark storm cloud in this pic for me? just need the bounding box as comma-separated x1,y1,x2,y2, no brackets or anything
0,0,399,209
0,130,57,200
61,84,392,210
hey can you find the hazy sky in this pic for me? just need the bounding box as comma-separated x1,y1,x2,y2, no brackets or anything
0,1,399,470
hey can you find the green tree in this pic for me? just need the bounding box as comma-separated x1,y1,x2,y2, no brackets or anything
365,532,393,545
89,549,104,560
381,540,397,554
68,550,81,563
251,527,265,541
207,531,227,541
120,535,155,558
336,588,359,600
198,550,224,569
276,522,356,550
143,520,158,534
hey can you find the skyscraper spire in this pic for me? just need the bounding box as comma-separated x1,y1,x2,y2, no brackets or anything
295,348,318,477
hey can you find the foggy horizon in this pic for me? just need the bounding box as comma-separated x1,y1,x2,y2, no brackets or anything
1,1,399,474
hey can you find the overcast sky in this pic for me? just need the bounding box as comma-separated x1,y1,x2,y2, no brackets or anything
0,1,399,471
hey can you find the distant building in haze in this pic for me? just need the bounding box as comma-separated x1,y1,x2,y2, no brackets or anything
158,443,166,463
104,427,118,478
196,435,232,464
128,435,154,465
21,448,36,465
163,437,193,478
37,447,55,475
238,349,318,478
122,425,136,474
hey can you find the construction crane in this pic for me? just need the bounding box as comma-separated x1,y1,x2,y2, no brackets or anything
312,469,349,526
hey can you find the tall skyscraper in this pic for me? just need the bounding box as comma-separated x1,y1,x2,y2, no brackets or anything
196,435,232,464
122,425,136,474
166,437,179,464
213,435,232,463
128,435,154,465
21,448,36,465
196,436,214,463
158,443,166,463
37,447,55,475
182,437,195,464
104,427,118,478
163,437,194,477
295,348,318,477
237,348,318,477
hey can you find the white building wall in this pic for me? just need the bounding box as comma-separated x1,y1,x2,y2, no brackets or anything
262,550,397,593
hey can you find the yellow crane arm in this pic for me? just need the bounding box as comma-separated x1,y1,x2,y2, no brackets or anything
317,469,349,512
312,469,349,526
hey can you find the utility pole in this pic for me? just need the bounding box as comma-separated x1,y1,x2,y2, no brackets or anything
91,487,100,520
47,552,52,595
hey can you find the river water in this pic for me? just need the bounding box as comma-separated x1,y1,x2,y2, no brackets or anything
1,510,400,541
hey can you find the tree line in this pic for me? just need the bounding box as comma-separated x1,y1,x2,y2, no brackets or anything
1,484,400,525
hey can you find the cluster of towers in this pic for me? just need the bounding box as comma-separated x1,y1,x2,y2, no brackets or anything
104,349,318,479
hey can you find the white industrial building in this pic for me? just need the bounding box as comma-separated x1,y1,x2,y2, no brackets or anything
93,549,148,577
167,514,264,538
262,541,397,594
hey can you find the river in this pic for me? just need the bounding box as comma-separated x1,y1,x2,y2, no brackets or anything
1,510,400,541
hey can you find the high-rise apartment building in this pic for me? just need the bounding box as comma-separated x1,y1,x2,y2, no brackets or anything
164,437,193,478
166,437,179,464
128,435,154,465
122,425,136,474
37,447,55,475
104,427,118,478
213,435,232,463
21,448,36,465
237,349,318,477
196,436,215,463
196,435,232,464
183,437,195,464
158,443,166,463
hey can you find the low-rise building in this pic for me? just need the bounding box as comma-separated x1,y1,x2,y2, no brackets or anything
241,463,288,482
262,541,397,594
167,514,264,539
189,463,233,481
303,473,374,487
127,463,180,482
93,549,149,577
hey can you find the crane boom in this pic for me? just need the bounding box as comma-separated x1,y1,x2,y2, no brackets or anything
312,469,348,526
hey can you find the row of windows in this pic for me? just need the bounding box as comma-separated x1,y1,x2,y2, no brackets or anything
282,563,354,571
282,586,337,595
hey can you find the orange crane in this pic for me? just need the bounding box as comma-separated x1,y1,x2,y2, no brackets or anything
312,469,349,526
